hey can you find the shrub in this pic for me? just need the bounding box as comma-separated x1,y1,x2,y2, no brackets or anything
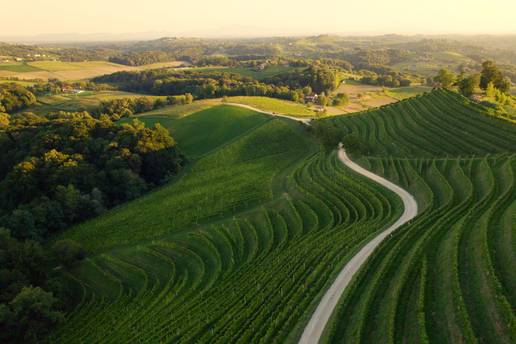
52,239,86,267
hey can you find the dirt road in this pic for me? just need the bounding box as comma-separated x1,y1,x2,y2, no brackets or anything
298,144,418,343
224,102,313,124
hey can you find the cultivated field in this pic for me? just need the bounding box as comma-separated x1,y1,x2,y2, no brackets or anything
329,82,431,113
323,89,516,343
47,90,516,343
0,60,184,81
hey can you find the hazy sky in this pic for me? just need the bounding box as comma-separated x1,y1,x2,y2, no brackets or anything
1,0,515,38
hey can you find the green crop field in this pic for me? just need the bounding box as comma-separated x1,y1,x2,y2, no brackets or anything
322,89,516,343
48,89,516,343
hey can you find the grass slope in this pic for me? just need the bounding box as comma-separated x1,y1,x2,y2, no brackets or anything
225,96,315,117
122,105,271,158
57,116,310,254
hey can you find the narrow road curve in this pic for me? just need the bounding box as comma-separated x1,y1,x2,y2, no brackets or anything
299,144,418,344
224,102,313,124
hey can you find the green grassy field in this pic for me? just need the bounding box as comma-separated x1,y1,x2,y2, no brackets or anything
121,105,271,158
226,96,315,117
0,62,42,73
48,90,516,343
131,99,219,119
384,85,432,100
322,89,516,343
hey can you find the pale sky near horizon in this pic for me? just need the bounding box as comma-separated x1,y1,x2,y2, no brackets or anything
1,0,515,37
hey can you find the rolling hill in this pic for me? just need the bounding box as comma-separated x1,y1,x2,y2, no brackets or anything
49,90,516,343
322,89,516,344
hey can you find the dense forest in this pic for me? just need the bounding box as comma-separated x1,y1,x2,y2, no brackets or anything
93,64,339,101
0,86,185,343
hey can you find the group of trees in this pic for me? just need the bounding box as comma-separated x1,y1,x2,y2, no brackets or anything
109,51,174,66
332,92,349,106
93,63,340,102
360,73,412,87
0,83,37,113
311,121,370,154
262,64,339,94
479,60,511,92
434,60,512,99
29,79,111,96
0,111,184,240
0,228,66,343
97,94,192,119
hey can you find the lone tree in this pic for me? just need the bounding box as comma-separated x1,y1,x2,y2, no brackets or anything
458,74,480,97
434,69,456,88
52,239,86,267
312,121,344,151
332,93,349,106
480,60,510,93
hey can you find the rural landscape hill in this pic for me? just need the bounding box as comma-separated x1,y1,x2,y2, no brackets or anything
0,30,515,344
43,90,515,343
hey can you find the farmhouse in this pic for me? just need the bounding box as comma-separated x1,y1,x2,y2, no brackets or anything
305,93,319,103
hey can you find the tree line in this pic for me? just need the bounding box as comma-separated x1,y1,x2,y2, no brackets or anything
97,94,193,119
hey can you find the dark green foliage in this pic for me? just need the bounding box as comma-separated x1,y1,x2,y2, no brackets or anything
332,92,349,106
341,133,371,155
0,112,184,239
29,79,111,96
52,239,86,267
0,83,37,113
93,64,338,101
480,60,510,92
5,286,64,343
109,51,173,66
360,72,411,87
98,96,180,119
458,74,480,97
0,229,64,344
434,69,456,88
312,121,345,151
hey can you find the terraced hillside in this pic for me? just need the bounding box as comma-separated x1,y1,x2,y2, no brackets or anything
322,89,516,343
49,90,516,343
51,106,404,343
328,89,515,157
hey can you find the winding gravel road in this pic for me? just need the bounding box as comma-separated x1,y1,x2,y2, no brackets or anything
299,144,418,344
224,102,313,124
